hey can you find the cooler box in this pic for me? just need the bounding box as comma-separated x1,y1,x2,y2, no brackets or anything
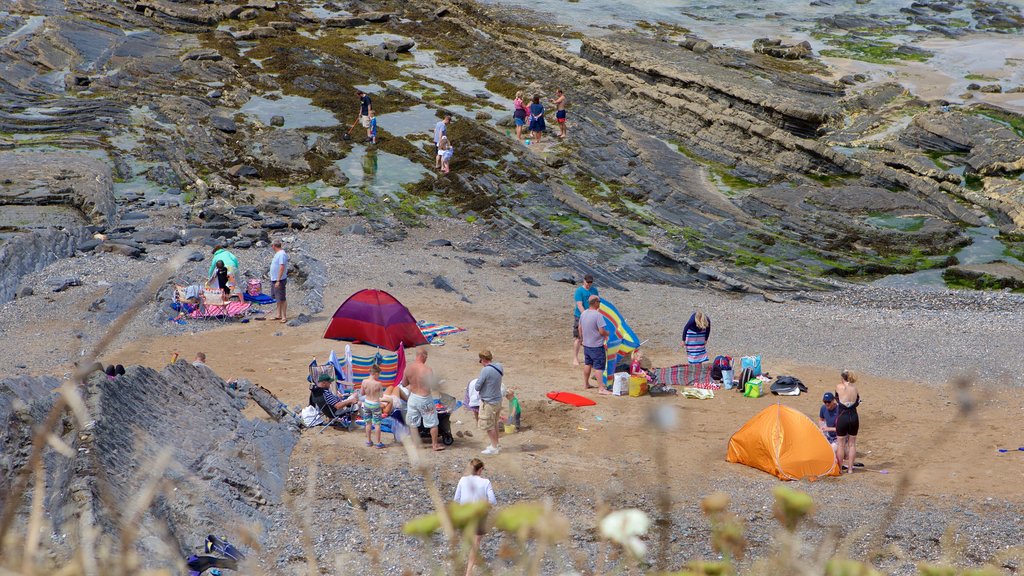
629,375,648,397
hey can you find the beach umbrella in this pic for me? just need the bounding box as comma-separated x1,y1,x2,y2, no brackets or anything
323,289,428,351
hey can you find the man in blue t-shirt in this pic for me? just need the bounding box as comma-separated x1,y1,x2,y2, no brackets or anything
819,392,839,460
571,274,599,366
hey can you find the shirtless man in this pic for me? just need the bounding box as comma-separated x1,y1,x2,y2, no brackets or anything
362,365,385,448
552,88,567,139
402,349,444,451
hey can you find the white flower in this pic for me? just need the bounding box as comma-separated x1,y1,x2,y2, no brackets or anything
599,509,650,558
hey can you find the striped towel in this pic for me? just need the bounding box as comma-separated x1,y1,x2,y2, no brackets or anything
651,364,716,389
189,301,250,318
417,320,466,342
350,352,401,385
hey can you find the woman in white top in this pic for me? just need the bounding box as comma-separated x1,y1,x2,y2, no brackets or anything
454,458,497,576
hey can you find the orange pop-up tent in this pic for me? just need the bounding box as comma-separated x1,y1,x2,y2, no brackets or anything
726,404,841,480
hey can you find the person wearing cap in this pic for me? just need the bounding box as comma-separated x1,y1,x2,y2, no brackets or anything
475,350,504,455
572,274,599,366
312,372,358,418
819,392,839,459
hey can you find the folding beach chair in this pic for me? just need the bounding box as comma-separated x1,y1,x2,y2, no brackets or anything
307,362,357,432
191,288,251,322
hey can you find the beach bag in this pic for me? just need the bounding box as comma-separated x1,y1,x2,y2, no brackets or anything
628,376,648,397
300,405,323,427
743,379,762,398
737,367,755,392
741,355,762,377
247,278,262,296
613,373,630,396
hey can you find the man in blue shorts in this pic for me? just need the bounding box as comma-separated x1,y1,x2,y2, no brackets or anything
553,88,567,139
572,274,599,366
579,295,609,393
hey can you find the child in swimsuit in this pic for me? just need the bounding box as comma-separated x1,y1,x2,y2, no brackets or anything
439,136,453,174
362,365,385,448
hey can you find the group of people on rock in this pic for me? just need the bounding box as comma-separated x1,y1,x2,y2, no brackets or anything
512,89,567,144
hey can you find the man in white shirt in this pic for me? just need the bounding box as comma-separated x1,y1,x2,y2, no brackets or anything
269,240,288,323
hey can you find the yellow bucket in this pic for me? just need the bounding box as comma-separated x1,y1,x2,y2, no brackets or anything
504,424,517,434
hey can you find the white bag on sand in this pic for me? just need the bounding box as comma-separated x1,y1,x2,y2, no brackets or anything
613,373,630,396
300,405,323,427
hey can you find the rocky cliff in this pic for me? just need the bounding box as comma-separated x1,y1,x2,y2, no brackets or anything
0,362,298,566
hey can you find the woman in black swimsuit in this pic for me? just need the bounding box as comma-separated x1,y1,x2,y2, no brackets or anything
835,369,860,474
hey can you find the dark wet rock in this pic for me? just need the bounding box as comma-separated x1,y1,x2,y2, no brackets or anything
943,262,1024,290
679,38,713,53
500,259,520,268
435,6,451,18
227,164,260,178
384,38,415,53
312,136,342,158
322,166,350,187
979,84,1003,93
16,286,34,299
753,38,812,60
270,115,285,127
262,220,288,230
237,8,259,20
269,21,296,30
98,241,143,258
820,14,889,30
549,271,576,284
324,16,367,28
186,251,205,262
132,228,180,245
248,129,310,173
47,277,82,292
520,276,541,287
179,48,222,62
426,239,452,247
77,239,102,253
233,205,262,219
966,83,982,91
527,291,538,298
234,26,278,40
432,276,457,292
463,257,485,268
210,113,237,133
361,12,393,23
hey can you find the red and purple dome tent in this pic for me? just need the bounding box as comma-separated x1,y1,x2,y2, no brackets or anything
323,289,428,351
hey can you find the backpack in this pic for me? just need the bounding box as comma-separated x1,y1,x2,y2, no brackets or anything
737,367,755,392
711,356,732,382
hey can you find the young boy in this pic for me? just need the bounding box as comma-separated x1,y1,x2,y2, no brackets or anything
368,110,378,145
362,365,385,448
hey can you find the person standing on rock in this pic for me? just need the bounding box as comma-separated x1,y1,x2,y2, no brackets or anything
475,350,504,455
454,458,497,576
527,94,545,143
439,135,454,174
512,91,528,142
368,110,378,145
434,115,451,170
552,88,567,139
572,274,599,366
402,348,445,451
357,89,373,142
580,295,610,393
268,239,288,323
682,311,711,364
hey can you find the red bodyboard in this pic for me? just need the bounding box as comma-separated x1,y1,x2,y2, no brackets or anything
546,391,596,407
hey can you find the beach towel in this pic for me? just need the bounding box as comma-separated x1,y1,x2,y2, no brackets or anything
417,320,466,342
651,364,714,389
244,292,276,305
682,387,714,400
546,391,596,407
